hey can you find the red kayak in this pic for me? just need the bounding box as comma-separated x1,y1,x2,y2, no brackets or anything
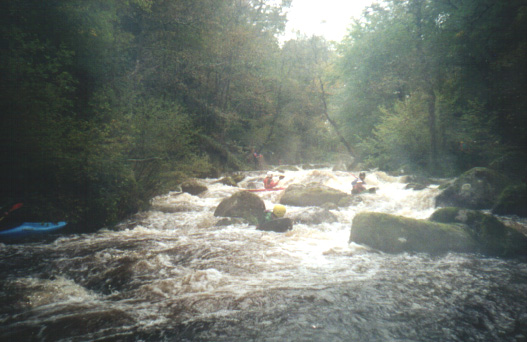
245,187,285,192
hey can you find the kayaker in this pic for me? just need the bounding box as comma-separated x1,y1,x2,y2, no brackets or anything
263,172,284,189
351,172,367,194
258,204,286,227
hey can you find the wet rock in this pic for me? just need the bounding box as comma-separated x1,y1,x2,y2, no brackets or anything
430,207,527,256
217,176,237,187
491,184,527,217
350,212,478,254
181,179,208,195
231,173,246,183
280,183,348,207
291,208,338,225
214,191,265,225
435,167,511,210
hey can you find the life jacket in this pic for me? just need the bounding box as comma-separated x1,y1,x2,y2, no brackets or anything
257,210,276,227
263,177,274,189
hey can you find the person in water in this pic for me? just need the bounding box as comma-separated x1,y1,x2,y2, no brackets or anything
258,204,286,226
257,204,292,232
263,172,284,189
351,172,367,194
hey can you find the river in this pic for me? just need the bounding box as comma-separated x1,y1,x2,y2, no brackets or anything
1,167,526,341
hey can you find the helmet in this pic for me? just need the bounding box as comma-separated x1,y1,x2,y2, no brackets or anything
359,172,366,178
266,171,273,177
273,204,286,218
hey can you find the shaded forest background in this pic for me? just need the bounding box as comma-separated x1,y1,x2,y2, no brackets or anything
1,0,525,232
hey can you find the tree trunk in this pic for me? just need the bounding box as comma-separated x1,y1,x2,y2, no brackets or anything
413,0,438,173
317,76,357,159
427,90,438,172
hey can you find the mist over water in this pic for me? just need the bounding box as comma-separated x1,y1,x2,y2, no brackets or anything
1,168,526,341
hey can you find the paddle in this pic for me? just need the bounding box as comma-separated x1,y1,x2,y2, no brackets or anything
0,203,23,222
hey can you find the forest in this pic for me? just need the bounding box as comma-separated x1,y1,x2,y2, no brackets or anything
1,0,525,232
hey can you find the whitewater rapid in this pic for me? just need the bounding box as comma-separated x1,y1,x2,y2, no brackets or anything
1,167,526,341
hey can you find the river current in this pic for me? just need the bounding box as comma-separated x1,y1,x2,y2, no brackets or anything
1,168,526,341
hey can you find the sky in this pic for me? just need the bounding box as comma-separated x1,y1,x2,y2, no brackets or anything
281,0,375,42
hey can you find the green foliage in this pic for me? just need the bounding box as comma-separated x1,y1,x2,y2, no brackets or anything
336,0,526,176
2,0,524,233
369,92,430,171
1,0,313,232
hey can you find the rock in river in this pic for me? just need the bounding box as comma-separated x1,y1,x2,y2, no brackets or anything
214,191,265,225
280,183,348,207
430,207,527,256
435,167,510,210
349,212,478,255
181,179,208,195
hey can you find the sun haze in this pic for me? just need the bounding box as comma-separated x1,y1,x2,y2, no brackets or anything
283,0,375,42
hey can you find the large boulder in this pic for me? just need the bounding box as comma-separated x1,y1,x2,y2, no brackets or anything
280,183,348,207
181,179,208,195
290,208,338,225
491,184,527,217
349,212,478,254
213,191,265,225
435,167,511,209
430,207,527,256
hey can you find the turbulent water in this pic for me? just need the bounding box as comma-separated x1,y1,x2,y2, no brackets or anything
1,168,527,342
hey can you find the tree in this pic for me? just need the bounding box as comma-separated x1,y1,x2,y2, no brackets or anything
336,0,526,176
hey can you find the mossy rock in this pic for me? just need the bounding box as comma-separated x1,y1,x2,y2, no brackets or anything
435,167,511,209
428,207,461,223
280,184,348,207
231,173,246,183
180,179,208,195
430,207,527,256
217,176,238,187
350,212,477,254
492,184,527,217
290,208,338,225
213,191,265,225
